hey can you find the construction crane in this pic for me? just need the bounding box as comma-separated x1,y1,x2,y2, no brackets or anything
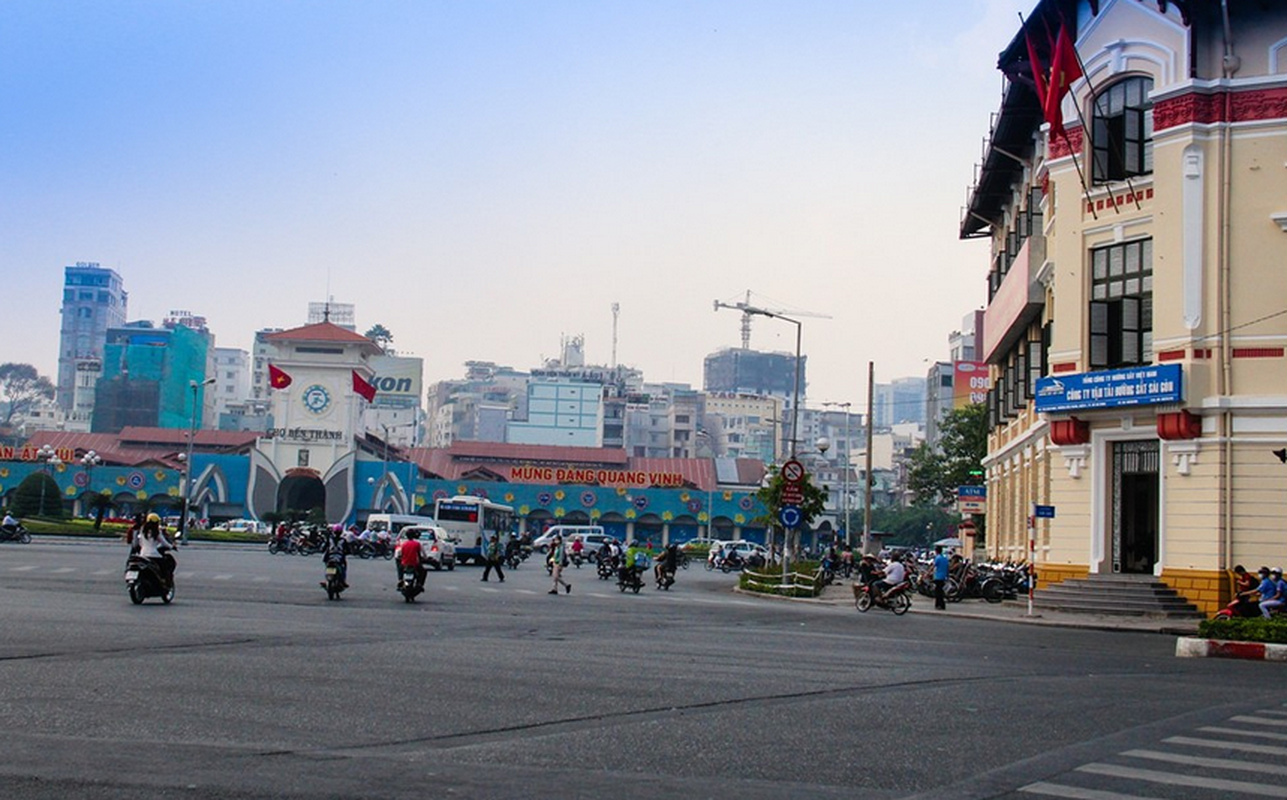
712,290,831,349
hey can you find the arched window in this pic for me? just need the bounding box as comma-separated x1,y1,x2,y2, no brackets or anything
1091,76,1153,183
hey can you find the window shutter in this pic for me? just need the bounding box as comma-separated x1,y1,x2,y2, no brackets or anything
1121,297,1141,365
1090,301,1110,369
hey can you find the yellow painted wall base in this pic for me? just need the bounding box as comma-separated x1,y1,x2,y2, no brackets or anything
1161,568,1231,617
1036,563,1089,590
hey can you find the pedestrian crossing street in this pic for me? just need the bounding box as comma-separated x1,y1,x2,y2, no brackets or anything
1019,706,1287,799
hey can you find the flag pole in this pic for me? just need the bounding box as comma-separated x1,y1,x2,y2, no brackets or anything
1065,31,1143,212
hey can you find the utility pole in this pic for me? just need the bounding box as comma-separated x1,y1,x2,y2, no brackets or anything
862,362,875,556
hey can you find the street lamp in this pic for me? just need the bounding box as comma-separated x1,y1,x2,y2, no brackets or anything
822,401,852,548
80,450,101,518
36,444,61,518
179,377,216,544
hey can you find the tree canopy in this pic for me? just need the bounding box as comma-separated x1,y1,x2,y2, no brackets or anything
364,324,394,354
0,363,55,428
906,403,988,507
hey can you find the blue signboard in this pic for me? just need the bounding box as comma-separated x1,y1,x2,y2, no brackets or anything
1034,364,1182,413
779,505,802,529
1034,505,1056,519
958,485,986,498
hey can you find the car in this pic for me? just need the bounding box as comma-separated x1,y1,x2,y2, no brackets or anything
532,525,606,553
568,533,618,558
214,519,267,534
720,540,769,563
399,525,457,570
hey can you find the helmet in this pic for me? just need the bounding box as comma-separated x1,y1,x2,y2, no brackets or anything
1274,568,1284,577
146,513,161,523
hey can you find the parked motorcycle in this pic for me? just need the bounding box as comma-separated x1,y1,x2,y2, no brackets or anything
0,524,32,544
854,581,912,615
1214,595,1264,619
125,555,174,604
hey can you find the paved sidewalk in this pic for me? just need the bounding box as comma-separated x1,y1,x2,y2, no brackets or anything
816,580,1202,635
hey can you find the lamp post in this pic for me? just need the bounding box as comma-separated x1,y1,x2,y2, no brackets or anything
36,444,61,518
80,450,101,519
179,377,216,544
822,401,852,548
695,430,717,542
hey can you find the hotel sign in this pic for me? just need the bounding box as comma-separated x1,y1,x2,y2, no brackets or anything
1034,365,1182,413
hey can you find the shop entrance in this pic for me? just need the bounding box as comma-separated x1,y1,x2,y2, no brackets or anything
278,473,325,516
1111,440,1159,574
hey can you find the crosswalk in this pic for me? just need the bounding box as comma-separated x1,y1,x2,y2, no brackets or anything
1020,706,1287,799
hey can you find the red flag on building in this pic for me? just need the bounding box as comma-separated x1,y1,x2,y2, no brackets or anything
1044,24,1083,139
1025,27,1047,110
352,370,377,403
268,364,293,389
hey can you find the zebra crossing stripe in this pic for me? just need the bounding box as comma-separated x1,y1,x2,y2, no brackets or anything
1122,748,1287,777
1165,734,1287,756
1200,725,1287,742
1076,762,1287,797
10,565,37,572
1019,781,1157,799
1231,714,1287,727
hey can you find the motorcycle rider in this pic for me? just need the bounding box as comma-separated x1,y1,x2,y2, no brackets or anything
398,528,428,594
621,539,647,586
874,556,907,604
320,525,348,590
654,542,679,586
2,511,19,534
1259,567,1287,618
135,513,176,590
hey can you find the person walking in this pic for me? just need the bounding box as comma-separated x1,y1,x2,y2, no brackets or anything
480,533,505,582
549,535,572,595
932,545,951,610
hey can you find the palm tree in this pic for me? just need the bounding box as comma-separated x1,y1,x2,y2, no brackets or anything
364,324,394,354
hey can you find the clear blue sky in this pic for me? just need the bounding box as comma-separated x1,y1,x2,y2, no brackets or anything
1,0,1033,405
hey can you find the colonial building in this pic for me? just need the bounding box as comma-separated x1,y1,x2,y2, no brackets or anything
963,0,1287,613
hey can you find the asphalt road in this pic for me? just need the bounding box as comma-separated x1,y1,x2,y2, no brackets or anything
0,539,1282,800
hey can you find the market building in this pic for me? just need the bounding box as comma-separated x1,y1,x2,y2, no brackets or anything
963,0,1287,613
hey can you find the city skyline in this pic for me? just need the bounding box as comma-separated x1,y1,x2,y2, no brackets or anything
2,1,1028,405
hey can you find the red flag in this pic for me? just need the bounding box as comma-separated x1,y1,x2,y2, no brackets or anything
1025,28,1047,111
352,370,377,403
1044,24,1083,139
268,364,292,390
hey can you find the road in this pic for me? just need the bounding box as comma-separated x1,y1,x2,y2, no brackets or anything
0,539,1281,799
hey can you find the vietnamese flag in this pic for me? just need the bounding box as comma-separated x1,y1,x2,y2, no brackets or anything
268,364,293,389
1044,24,1083,139
352,370,377,403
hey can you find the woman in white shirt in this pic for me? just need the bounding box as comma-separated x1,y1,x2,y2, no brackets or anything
136,514,176,588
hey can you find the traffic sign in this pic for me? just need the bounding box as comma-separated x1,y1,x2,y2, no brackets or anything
779,505,802,528
781,459,805,484
781,483,805,506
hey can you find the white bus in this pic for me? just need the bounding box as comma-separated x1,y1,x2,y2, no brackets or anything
432,495,515,565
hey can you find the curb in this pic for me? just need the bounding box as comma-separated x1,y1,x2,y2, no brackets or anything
1176,636,1287,661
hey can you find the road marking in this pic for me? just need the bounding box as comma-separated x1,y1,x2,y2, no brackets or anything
93,569,114,576
1256,709,1287,717
478,587,499,593
252,576,270,583
1231,714,1287,727
1165,735,1287,756
10,565,37,572
50,567,76,573
1076,762,1287,797
1122,748,1287,777
1019,781,1155,799
212,574,234,581
1200,725,1287,742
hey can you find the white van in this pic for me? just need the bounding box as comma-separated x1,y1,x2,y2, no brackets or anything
532,525,606,552
364,513,432,536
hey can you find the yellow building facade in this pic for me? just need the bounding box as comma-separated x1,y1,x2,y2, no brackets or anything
963,0,1287,614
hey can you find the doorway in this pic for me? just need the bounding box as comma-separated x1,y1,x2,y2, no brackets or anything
1111,440,1159,574
278,473,325,516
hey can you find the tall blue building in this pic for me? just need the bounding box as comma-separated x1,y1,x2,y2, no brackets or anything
57,263,127,415
92,322,209,433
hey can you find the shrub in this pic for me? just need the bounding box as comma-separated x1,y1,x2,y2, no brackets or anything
1198,616,1287,644
11,473,65,518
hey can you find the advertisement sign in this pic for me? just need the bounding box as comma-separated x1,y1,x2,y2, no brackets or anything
368,355,423,409
953,361,989,408
1034,364,1182,414
957,485,986,514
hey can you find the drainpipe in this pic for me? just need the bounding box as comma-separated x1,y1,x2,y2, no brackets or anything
1218,0,1238,573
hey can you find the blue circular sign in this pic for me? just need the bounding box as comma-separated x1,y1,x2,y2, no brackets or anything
302,384,331,415
778,505,802,528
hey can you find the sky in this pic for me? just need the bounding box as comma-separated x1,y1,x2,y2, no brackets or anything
0,0,1035,407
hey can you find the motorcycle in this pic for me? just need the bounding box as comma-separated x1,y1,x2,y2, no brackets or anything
597,555,618,580
398,564,425,603
125,555,174,605
853,581,912,615
618,566,644,594
656,566,675,591
322,551,347,600
1214,594,1265,619
718,552,746,573
0,524,32,544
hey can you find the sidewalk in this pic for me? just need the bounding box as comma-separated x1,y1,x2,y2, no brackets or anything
812,580,1201,635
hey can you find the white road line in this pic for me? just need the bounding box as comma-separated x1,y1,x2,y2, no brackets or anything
1201,725,1287,742
1257,709,1287,717
1077,762,1287,797
176,571,196,579
442,586,459,591
92,569,114,576
10,565,37,572
1019,781,1159,799
1123,748,1287,777
478,587,499,593
50,567,76,574
252,576,270,583
212,574,234,581
1231,715,1287,728
1166,735,1287,757
515,589,536,595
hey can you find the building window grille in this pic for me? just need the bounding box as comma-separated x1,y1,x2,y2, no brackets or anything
1090,239,1152,369
1092,76,1153,183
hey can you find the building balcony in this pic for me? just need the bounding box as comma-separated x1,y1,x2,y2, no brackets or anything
982,235,1046,364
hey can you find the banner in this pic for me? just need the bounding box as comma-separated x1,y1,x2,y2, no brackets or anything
953,361,989,408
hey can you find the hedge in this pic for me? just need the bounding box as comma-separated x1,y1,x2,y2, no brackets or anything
1198,616,1287,644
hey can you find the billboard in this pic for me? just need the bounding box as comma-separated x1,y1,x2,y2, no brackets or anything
1034,364,1182,414
953,361,989,408
368,355,423,409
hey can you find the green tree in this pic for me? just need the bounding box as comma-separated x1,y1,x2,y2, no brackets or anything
88,491,113,531
907,404,988,506
12,472,64,518
364,324,394,354
870,505,961,547
0,363,55,428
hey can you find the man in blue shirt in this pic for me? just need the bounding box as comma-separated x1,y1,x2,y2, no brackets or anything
1257,567,1284,618
932,545,951,610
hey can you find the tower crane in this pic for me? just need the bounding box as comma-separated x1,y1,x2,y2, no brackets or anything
712,290,831,349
